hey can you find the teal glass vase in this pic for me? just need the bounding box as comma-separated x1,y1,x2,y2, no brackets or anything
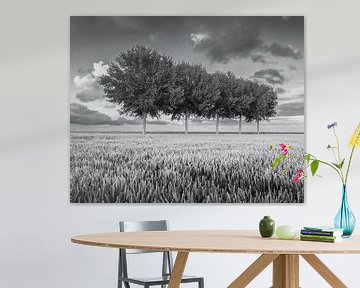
334,185,356,237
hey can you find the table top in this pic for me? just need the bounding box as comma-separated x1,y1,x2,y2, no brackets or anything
71,230,360,254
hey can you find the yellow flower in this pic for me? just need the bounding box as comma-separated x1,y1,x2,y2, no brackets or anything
349,122,360,148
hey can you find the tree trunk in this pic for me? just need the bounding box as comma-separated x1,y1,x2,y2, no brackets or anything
216,116,219,135
185,113,188,135
142,113,147,135
256,119,260,135
238,116,242,134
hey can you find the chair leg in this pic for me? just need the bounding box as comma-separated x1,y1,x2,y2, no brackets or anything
118,249,122,288
198,278,204,288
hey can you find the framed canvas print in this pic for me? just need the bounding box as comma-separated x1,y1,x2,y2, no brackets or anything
70,16,304,203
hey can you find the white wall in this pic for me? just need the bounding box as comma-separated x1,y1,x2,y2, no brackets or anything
1,0,360,287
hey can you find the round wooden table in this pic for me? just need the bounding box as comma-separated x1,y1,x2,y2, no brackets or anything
72,230,360,288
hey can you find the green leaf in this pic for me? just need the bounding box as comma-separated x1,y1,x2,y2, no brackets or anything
272,157,282,169
310,160,319,176
304,154,310,164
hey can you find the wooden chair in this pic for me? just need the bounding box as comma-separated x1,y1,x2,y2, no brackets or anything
118,220,204,288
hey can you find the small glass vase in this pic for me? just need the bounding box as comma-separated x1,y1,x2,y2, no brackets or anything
334,185,356,237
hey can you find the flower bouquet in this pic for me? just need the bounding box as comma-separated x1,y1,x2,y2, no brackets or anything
271,122,360,237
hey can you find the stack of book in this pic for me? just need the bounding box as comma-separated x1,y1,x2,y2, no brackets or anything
300,226,344,243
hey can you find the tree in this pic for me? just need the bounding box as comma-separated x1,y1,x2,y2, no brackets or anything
166,62,220,134
244,81,278,134
231,78,252,134
205,72,238,134
98,45,176,134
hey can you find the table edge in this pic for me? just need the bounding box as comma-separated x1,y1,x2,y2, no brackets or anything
71,236,360,255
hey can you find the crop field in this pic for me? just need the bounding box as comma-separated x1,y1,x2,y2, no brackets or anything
70,133,304,203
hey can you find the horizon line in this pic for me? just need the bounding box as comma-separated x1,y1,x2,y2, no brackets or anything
70,131,304,135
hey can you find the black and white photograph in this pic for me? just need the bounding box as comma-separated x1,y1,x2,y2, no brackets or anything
70,16,305,203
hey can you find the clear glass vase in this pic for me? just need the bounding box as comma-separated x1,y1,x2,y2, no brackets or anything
334,185,356,237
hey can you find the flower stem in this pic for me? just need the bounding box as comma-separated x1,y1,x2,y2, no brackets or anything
333,128,342,163
345,145,356,185
333,128,345,181
330,148,338,164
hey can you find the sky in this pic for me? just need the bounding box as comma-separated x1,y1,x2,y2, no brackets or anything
70,16,304,132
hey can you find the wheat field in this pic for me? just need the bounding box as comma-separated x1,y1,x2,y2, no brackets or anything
70,133,304,203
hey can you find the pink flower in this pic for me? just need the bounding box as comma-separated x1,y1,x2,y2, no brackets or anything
279,143,289,156
293,169,305,183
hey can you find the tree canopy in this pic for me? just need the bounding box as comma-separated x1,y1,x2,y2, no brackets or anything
165,62,220,133
98,45,278,134
98,45,176,133
244,81,277,122
231,78,253,134
244,81,278,133
204,71,239,133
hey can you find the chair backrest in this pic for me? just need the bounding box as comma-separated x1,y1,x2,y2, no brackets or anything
119,220,169,254
118,220,173,282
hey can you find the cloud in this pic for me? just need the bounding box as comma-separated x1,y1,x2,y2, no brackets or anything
71,16,304,67
288,64,297,70
92,61,109,77
279,93,304,102
251,54,267,64
277,101,304,116
190,33,209,44
275,87,286,94
73,74,98,91
251,68,286,85
265,43,302,60
149,34,156,41
70,103,171,126
74,61,109,103
105,102,117,108
71,103,137,126
112,117,142,125
70,103,113,125
76,90,104,103
191,23,263,63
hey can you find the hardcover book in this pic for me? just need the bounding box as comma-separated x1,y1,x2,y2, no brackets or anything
301,229,343,237
300,234,341,240
300,236,342,243
303,226,343,232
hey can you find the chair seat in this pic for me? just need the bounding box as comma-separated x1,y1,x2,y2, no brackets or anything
119,274,203,286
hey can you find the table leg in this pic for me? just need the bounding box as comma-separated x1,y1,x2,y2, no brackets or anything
168,252,189,288
272,254,299,288
228,253,348,288
228,254,279,288
301,254,347,288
